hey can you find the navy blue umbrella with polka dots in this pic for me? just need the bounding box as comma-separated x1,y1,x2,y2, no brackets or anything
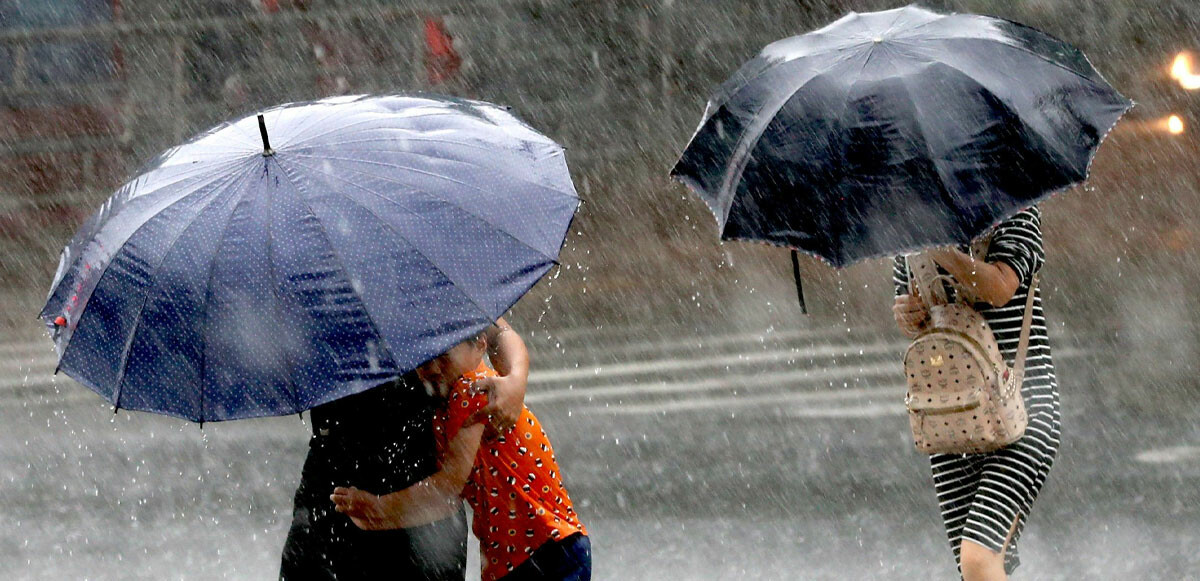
40,94,579,422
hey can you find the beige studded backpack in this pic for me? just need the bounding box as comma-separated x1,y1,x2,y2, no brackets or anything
902,251,1038,455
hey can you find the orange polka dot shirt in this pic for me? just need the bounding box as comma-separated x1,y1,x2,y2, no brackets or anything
434,364,587,581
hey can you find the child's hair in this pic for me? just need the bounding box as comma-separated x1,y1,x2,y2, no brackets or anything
463,329,487,348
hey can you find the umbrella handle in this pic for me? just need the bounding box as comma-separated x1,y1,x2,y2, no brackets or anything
791,249,807,315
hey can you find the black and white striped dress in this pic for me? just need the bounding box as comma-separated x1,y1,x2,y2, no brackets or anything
892,206,1061,575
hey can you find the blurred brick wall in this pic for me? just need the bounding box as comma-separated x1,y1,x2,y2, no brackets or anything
1,0,1197,350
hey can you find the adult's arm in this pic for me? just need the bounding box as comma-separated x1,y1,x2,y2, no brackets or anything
472,317,530,433
926,249,1021,307
331,422,485,530
928,207,1045,308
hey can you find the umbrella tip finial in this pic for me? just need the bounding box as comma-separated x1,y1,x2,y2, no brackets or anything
257,114,275,157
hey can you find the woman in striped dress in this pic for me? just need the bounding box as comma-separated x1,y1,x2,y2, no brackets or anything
891,206,1061,581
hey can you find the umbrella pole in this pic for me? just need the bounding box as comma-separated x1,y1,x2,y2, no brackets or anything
791,249,807,314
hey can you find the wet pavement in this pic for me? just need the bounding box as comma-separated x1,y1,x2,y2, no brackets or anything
2,323,1198,580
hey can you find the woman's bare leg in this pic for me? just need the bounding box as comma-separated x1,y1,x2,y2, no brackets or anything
959,540,1006,581
960,514,1020,581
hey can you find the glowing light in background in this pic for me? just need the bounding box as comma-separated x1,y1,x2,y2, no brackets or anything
1167,115,1185,134
1170,52,1200,89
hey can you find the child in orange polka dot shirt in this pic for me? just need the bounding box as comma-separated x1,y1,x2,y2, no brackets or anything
332,330,590,581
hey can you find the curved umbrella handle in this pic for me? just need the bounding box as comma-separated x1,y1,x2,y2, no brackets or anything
791,249,807,314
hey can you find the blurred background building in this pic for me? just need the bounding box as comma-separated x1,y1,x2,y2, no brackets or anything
1,0,1197,393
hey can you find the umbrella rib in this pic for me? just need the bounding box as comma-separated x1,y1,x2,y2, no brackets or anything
266,100,380,149
915,36,1105,88
720,50,868,245
281,110,462,150
272,162,418,375
220,117,267,151
904,53,1082,174
711,42,870,114
267,101,353,150
107,169,250,414
56,162,253,391
193,171,260,422
289,149,576,204
882,6,909,35
83,155,248,229
995,40,1112,89
288,157,563,261
263,163,303,412
299,135,533,156
892,12,947,36
714,50,866,206
288,151,577,225
136,154,250,186
819,63,878,264
47,160,245,306
282,158,499,326
305,135,493,151
895,73,965,241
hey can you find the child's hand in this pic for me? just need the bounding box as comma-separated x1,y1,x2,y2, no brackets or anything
330,486,388,530
468,374,525,435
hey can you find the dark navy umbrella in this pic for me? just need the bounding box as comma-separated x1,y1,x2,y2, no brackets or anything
40,94,578,422
671,5,1131,278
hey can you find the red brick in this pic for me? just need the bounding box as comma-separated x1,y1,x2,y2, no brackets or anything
88,148,132,189
0,203,87,241
0,104,123,141
0,152,85,197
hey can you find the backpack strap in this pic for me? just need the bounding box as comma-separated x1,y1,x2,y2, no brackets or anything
1010,275,1040,388
906,253,948,306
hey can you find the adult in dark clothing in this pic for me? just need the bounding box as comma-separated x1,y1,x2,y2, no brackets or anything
279,373,467,580
280,319,531,580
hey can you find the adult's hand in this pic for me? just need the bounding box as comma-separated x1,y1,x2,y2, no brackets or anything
331,486,387,531
473,317,529,436
893,294,929,338
468,373,525,435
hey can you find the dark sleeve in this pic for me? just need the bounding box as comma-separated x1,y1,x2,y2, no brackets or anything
986,206,1045,287
892,255,909,297
309,374,439,490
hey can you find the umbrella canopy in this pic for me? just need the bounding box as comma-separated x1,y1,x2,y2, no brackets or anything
40,94,579,422
671,4,1131,267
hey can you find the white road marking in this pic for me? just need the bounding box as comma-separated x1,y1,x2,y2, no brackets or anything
784,402,904,418
583,385,905,415
0,330,1090,416
545,327,867,358
527,362,900,403
1134,445,1200,464
528,341,905,384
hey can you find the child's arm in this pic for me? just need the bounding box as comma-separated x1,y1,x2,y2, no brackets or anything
331,421,485,530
